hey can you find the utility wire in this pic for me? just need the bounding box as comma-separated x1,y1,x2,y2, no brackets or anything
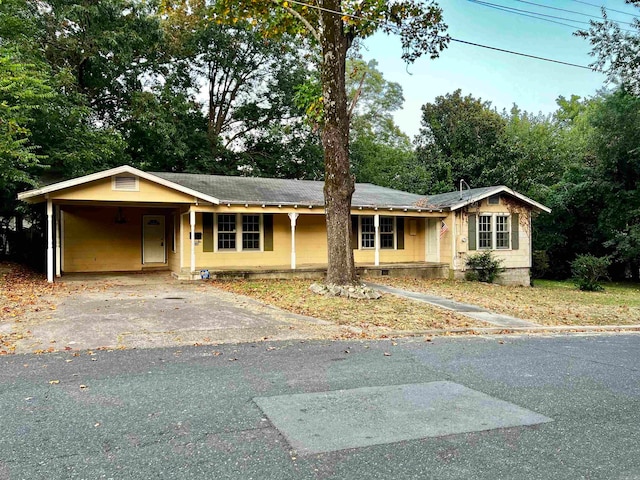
283,0,594,70
512,0,637,26
470,1,588,29
450,37,592,69
570,0,639,18
470,0,635,32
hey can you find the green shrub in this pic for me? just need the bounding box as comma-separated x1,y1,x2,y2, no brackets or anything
465,251,504,283
571,254,611,291
532,250,550,279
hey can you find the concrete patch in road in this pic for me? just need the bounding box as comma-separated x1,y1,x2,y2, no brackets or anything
255,380,553,455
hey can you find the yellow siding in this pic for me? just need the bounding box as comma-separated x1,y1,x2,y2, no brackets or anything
53,177,196,203
295,215,328,265
190,212,292,268
63,206,144,272
177,211,431,270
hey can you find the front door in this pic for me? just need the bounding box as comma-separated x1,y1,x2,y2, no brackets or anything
143,215,165,264
425,218,440,262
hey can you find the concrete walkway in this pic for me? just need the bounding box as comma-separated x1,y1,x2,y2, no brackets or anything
368,283,539,328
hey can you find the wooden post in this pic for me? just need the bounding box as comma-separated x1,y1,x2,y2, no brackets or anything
46,199,53,283
288,213,299,270
190,210,196,276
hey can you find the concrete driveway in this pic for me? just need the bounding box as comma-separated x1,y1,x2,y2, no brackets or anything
11,273,338,354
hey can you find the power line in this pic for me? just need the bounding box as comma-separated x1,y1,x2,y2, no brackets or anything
449,37,592,69
283,0,594,70
470,0,591,25
470,1,588,29
470,0,635,33
511,0,637,26
570,0,639,18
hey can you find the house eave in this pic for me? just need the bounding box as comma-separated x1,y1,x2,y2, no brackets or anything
448,186,551,213
17,165,221,205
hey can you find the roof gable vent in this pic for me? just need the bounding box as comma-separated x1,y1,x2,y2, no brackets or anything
113,176,139,192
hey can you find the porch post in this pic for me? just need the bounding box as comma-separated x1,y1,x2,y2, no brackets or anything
55,205,61,277
190,210,196,275
46,199,54,283
374,214,380,267
288,212,299,269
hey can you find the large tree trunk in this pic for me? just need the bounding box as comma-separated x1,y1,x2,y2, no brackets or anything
320,0,356,285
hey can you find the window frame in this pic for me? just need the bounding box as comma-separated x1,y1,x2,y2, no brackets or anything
360,216,375,249
216,213,237,251
475,213,511,251
478,214,493,250
214,213,263,252
379,216,396,250
495,214,510,250
242,214,261,251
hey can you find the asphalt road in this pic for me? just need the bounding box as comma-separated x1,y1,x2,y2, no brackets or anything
1,333,639,479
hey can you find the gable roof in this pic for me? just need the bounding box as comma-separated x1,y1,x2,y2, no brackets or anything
17,165,221,205
151,172,425,209
17,165,550,213
417,185,551,213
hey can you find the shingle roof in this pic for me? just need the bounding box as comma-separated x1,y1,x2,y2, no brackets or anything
416,185,551,213
418,186,503,209
151,172,425,209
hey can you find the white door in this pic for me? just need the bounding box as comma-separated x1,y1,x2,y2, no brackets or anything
143,215,166,264
425,218,439,262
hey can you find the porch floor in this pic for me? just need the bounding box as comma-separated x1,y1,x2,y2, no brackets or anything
178,262,450,281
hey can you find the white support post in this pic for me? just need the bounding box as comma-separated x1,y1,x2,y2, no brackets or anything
179,213,185,270
55,205,61,277
374,214,380,267
190,210,196,275
288,213,299,270
46,199,54,283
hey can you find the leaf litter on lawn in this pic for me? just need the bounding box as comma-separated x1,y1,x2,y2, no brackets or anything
370,277,640,326
209,279,483,332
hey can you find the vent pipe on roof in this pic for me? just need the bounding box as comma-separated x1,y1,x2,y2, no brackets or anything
459,179,470,200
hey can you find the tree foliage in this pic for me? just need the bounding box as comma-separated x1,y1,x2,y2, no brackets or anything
577,1,640,94
213,0,449,285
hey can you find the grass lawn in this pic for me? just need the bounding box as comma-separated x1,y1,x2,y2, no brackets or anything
212,277,640,329
369,277,640,326
210,279,484,333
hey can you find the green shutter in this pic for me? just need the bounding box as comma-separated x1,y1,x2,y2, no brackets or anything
511,213,519,250
396,217,404,250
263,214,273,251
468,214,477,251
351,216,358,249
203,213,213,252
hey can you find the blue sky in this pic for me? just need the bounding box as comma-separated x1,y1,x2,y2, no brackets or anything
361,0,638,138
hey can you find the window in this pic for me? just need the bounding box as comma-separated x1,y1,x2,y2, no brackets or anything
496,215,510,249
380,217,395,249
214,214,263,252
488,194,500,205
242,215,260,250
361,216,375,249
470,213,512,251
217,214,236,250
478,214,492,249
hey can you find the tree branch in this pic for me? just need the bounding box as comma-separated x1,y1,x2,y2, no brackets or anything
272,0,321,43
